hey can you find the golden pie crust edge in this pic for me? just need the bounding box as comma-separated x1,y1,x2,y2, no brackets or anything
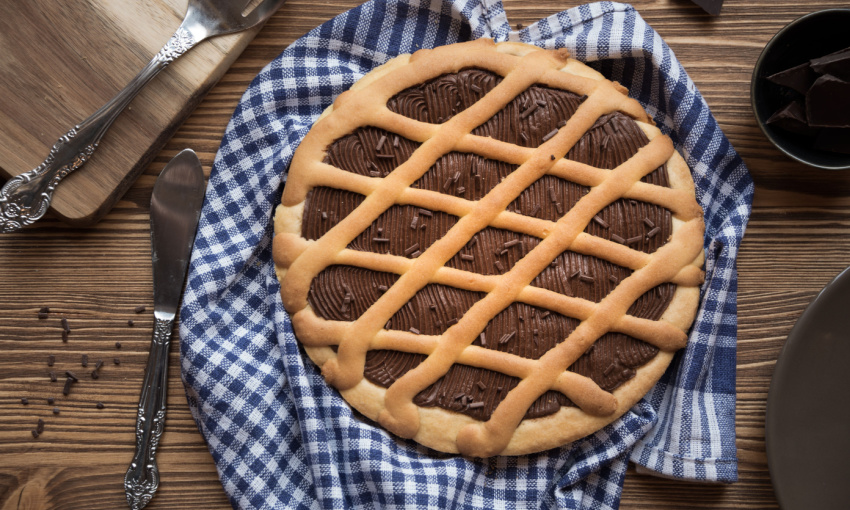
272,39,705,457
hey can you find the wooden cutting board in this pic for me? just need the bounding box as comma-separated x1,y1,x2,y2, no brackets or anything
0,0,262,227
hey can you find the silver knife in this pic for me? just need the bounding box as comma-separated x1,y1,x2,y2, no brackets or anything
124,149,205,510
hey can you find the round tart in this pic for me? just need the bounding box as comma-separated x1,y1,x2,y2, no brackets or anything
272,39,705,457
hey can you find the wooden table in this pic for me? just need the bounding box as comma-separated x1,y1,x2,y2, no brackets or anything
2,0,847,508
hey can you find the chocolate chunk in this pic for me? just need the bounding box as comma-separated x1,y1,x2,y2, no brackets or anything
810,47,850,82
690,0,724,16
767,62,817,95
814,128,850,154
766,101,817,136
806,75,850,127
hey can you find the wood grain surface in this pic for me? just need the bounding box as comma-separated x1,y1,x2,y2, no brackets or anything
0,0,259,226
2,0,849,508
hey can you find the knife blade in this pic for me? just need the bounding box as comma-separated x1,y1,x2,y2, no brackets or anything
124,149,205,510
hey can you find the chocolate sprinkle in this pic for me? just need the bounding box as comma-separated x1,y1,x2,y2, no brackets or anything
579,274,595,284
127,320,134,327
21,398,28,405
134,306,146,313
81,355,88,367
61,318,70,333
96,402,105,409
53,407,60,415
37,418,44,434
115,342,122,349
611,234,625,244
114,358,121,365
65,371,78,382
49,371,57,383
592,215,609,228
643,218,655,229
468,401,485,409
61,330,68,343
542,129,559,142
47,397,55,405
499,331,516,345
31,430,39,439
47,355,54,367
646,227,661,239
62,379,72,396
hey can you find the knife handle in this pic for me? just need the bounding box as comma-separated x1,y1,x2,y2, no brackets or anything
124,316,174,510
0,26,199,233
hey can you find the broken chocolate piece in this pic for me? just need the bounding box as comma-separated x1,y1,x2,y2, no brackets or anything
766,101,817,136
767,62,817,95
810,47,850,82
806,75,850,128
690,0,724,16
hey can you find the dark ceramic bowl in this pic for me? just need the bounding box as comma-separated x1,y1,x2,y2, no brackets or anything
751,9,850,170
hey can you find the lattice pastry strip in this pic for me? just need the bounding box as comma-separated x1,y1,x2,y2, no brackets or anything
273,40,704,456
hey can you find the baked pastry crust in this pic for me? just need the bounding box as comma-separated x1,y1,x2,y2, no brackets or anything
273,39,705,457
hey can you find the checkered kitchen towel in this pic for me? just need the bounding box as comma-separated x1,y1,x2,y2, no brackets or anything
179,1,753,508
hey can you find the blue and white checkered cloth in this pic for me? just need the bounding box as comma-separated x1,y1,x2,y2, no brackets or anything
179,1,753,508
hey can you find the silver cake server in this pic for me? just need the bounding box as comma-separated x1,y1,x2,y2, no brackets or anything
124,148,205,510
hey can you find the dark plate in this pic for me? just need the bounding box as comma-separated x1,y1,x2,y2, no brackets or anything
751,9,850,170
766,267,850,509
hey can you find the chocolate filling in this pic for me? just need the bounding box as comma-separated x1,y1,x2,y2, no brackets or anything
303,69,675,422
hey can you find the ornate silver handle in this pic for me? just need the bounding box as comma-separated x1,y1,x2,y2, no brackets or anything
0,26,198,234
124,316,174,510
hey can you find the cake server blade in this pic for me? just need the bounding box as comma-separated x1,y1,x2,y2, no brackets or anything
124,148,205,510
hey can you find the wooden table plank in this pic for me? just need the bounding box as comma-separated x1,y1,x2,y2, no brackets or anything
3,1,849,508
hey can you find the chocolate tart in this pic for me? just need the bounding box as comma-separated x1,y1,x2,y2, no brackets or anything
273,39,705,457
